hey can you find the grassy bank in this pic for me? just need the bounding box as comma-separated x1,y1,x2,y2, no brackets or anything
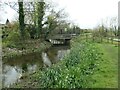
35,41,101,88
10,36,118,88
2,39,51,60
12,36,101,88
34,37,118,88
91,43,118,88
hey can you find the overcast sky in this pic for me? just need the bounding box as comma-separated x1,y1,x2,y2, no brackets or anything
0,0,119,29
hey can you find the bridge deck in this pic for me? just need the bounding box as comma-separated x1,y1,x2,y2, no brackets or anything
46,34,79,40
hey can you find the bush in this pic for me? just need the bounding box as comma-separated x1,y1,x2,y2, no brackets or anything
8,31,20,42
2,22,30,48
2,30,20,48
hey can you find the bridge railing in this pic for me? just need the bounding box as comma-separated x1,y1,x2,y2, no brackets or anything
46,33,80,40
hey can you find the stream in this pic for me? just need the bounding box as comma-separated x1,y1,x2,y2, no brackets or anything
2,45,70,87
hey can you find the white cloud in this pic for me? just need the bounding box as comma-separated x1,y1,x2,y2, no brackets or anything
52,0,118,29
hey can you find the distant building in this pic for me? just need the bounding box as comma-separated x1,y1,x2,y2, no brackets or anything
6,19,10,25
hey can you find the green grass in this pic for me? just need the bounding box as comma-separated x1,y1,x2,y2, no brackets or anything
10,36,118,88
91,43,118,88
30,39,102,88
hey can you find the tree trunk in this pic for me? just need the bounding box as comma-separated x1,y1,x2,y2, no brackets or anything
37,1,45,38
18,0,25,39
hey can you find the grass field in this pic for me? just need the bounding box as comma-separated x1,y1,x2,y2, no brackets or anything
91,43,118,88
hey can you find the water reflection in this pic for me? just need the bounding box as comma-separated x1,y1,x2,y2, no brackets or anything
2,45,70,87
3,65,22,87
57,50,70,60
27,64,37,73
42,52,52,67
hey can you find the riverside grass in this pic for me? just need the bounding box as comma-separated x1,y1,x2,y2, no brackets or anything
11,36,118,88
33,38,101,88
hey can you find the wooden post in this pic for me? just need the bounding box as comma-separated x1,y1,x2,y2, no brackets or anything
111,36,113,44
86,34,88,42
92,35,95,42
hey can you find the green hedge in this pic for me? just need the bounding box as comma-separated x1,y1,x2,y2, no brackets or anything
33,39,101,88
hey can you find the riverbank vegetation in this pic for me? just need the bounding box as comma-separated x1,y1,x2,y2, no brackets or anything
2,1,81,59
2,22,51,59
33,38,101,88
11,35,118,88
1,0,118,89
33,37,118,88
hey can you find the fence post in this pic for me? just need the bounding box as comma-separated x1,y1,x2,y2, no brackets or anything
86,34,88,42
